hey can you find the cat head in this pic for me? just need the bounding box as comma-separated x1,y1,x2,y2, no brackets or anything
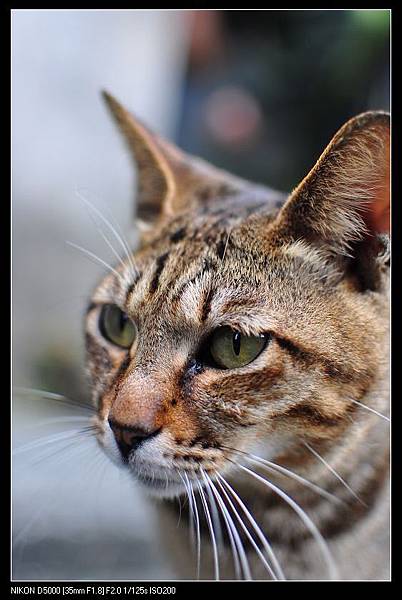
85,92,390,497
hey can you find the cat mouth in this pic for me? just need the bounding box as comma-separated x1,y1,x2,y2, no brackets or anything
99,427,221,496
129,459,212,497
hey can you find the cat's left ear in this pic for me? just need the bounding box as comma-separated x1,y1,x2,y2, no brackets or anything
274,111,390,288
102,91,257,227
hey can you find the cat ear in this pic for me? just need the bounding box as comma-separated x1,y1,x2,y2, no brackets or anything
102,91,253,225
274,111,390,258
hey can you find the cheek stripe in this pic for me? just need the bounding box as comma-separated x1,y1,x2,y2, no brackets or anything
112,355,131,389
276,335,355,383
273,403,345,427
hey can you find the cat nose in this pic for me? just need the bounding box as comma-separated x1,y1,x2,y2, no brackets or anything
108,418,161,461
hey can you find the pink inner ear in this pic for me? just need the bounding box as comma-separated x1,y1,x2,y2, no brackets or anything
365,136,390,235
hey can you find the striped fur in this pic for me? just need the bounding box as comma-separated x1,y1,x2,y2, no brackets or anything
85,95,390,580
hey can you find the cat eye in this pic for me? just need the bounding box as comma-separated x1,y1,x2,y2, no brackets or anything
208,326,269,369
99,304,137,349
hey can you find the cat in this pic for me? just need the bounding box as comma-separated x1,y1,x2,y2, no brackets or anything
85,91,390,581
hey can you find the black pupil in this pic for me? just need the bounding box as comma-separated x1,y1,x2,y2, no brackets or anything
118,310,128,331
233,331,241,356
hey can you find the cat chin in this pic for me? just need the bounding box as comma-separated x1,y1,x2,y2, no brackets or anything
136,479,186,500
128,470,186,499
100,450,188,498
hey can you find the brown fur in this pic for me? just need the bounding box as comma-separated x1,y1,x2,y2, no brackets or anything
85,93,390,580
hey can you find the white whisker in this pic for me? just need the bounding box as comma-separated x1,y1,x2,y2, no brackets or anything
87,210,131,278
215,474,279,580
18,417,91,433
203,474,223,549
176,486,183,527
13,503,47,548
231,460,339,580
196,476,220,580
179,472,196,548
184,473,201,579
217,472,285,580
27,432,97,469
304,442,366,506
201,470,245,581
348,398,390,422
66,241,128,285
13,428,95,457
13,387,95,413
223,445,344,507
76,190,139,281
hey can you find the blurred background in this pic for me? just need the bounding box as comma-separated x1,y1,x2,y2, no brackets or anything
12,9,390,580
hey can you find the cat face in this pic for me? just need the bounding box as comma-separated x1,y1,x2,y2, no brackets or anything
85,93,389,497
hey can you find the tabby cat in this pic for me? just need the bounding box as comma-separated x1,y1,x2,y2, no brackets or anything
85,92,390,581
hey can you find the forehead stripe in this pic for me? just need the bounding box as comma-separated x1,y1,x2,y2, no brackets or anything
149,251,169,293
170,226,187,243
201,288,215,323
125,272,143,303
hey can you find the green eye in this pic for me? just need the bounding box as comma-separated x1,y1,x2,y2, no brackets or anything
209,326,269,369
99,304,137,349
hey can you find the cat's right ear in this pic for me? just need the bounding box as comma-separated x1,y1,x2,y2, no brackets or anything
273,111,390,289
102,91,248,228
